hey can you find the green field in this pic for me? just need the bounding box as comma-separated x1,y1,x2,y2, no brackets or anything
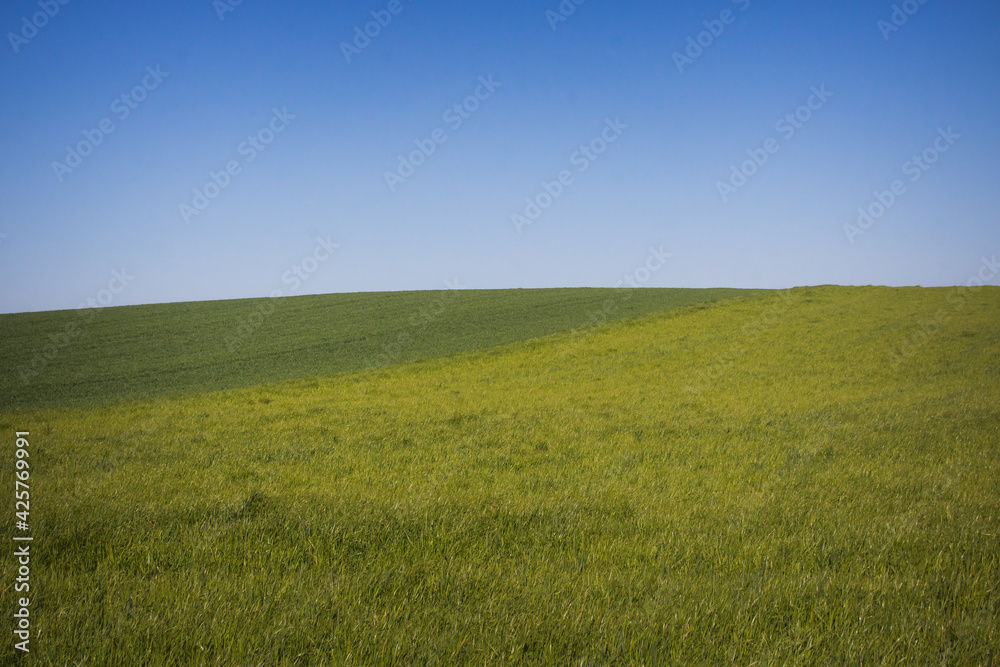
2,285,999,664
0,287,764,411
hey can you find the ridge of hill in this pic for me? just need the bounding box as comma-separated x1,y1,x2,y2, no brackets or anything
0,287,766,410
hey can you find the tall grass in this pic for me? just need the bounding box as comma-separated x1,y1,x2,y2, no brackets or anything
1,286,998,664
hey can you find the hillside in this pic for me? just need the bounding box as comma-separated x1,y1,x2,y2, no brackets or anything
0,287,765,410
2,285,998,664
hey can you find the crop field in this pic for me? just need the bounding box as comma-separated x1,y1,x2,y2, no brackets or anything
0,287,763,411
1,285,999,664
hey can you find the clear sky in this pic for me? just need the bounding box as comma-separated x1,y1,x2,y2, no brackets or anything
1,0,998,313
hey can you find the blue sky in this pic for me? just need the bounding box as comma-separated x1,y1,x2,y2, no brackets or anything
1,0,998,313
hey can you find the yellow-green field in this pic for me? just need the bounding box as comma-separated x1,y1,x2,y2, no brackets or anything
2,285,999,664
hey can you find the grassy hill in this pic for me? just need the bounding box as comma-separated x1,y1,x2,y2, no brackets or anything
2,285,998,664
0,287,765,410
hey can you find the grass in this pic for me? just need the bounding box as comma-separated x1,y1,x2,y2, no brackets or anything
1,285,998,664
0,287,765,411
